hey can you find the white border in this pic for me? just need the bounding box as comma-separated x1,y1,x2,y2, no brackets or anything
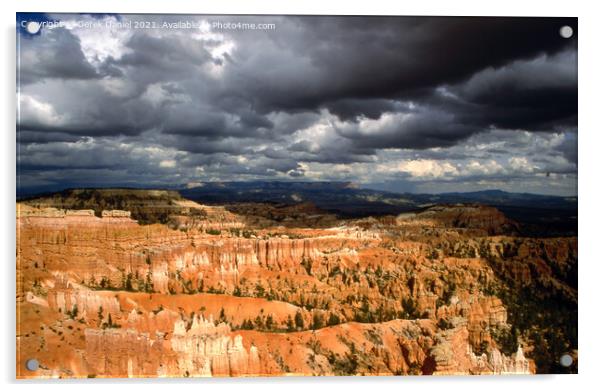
3,1,600,391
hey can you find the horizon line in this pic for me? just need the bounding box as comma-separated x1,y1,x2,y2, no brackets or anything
16,181,578,199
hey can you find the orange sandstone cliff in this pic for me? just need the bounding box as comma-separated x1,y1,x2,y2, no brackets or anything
16,198,576,378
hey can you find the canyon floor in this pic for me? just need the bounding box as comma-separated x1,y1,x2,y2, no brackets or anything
16,189,577,378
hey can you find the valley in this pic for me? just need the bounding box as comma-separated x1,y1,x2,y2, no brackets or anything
16,188,577,378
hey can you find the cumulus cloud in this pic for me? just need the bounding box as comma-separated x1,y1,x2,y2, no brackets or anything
377,160,459,179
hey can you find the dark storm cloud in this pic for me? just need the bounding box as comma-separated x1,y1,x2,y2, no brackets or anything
288,143,376,164
326,99,404,121
338,107,480,150
19,16,577,142
165,135,259,154
450,49,577,131
160,106,274,139
16,14,578,195
555,131,578,164
17,130,84,144
222,16,576,118
18,140,124,171
331,48,577,152
116,32,215,72
18,28,99,85
18,87,161,137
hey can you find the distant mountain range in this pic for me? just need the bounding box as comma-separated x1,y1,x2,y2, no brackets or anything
18,181,577,236
180,181,577,236
180,181,575,212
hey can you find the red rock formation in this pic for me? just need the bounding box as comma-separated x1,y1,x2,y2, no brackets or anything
17,202,575,378
397,204,519,235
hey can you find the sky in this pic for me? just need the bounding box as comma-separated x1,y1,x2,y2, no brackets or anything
16,14,578,196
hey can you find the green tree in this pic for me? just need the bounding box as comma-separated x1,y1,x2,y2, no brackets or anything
286,315,295,332
144,271,154,293
67,304,78,319
255,282,265,297
124,272,133,291
97,306,104,327
294,310,305,330
219,307,227,323
265,314,275,331
327,312,341,326
312,312,324,330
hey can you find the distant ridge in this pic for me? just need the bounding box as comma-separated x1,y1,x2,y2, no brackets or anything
18,181,576,236
179,181,575,209
178,181,576,236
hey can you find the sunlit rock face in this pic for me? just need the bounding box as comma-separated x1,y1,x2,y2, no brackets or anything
16,200,576,378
